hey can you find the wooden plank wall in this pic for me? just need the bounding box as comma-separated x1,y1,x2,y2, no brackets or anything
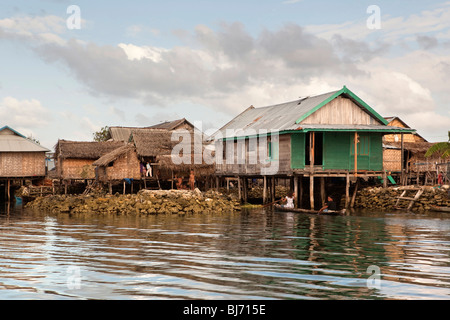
300,96,377,125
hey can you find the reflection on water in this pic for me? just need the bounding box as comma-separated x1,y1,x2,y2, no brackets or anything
0,202,449,300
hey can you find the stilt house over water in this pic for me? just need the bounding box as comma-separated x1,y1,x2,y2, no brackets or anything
54,140,125,188
93,128,215,191
382,116,444,185
0,126,50,199
211,86,415,209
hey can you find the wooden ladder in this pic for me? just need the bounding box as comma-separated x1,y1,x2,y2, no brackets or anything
395,187,424,211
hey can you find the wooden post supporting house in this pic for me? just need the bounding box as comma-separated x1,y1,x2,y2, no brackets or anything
320,177,325,206
238,176,242,202
309,132,315,210
354,132,358,177
271,177,276,202
294,175,299,208
263,176,267,204
345,172,350,208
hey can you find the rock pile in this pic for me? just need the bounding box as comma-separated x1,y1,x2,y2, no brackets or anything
354,186,450,211
25,189,241,215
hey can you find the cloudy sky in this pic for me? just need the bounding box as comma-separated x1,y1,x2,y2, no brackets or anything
1,0,449,150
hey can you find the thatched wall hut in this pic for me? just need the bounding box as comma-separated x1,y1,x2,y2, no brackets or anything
93,144,141,182
54,140,124,180
382,117,428,173
0,126,49,178
131,129,215,179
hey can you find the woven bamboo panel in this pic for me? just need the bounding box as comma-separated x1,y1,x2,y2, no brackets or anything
383,149,401,171
0,152,46,177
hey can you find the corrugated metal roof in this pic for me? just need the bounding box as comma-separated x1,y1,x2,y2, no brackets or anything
211,90,339,139
210,88,415,140
109,127,134,142
0,133,50,152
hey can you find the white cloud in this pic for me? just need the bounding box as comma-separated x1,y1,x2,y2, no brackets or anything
0,96,51,129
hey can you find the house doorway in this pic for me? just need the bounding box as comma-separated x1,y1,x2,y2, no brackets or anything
305,132,323,166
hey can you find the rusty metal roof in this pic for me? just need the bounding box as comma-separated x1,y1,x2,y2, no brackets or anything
209,87,415,140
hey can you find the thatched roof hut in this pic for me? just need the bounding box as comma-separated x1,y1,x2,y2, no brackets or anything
131,129,214,176
54,139,125,180
93,144,141,182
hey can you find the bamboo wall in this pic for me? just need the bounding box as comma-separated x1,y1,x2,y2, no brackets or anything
384,118,425,143
59,158,96,180
0,152,46,177
97,150,141,181
383,149,402,172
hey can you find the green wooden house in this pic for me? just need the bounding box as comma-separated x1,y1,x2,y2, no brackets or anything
211,86,415,208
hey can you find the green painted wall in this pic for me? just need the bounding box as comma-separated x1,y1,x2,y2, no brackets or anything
290,131,383,171
291,133,305,169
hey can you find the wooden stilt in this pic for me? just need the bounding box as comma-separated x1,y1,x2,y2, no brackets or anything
238,176,242,202
345,172,350,208
310,175,314,210
320,177,325,206
216,176,219,191
271,177,276,202
299,175,303,208
243,178,248,203
263,176,267,204
351,178,359,208
123,180,126,195
109,181,112,195
294,176,299,208
7,179,10,202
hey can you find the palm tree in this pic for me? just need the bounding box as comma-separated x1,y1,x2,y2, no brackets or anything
425,131,450,159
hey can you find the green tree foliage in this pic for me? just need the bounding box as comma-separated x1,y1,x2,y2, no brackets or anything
93,126,110,142
425,131,450,159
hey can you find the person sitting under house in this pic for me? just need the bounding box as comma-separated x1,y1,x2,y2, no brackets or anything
319,196,337,213
282,191,295,208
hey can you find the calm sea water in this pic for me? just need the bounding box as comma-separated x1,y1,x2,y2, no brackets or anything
0,202,449,300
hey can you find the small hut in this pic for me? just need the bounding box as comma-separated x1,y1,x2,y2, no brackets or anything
93,128,215,191
0,126,50,199
107,118,196,142
54,140,125,191
382,117,443,184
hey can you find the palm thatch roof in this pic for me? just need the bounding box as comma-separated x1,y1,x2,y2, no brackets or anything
385,141,434,154
92,144,135,166
54,140,125,159
132,129,214,173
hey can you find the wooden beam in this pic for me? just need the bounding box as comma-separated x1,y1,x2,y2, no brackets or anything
320,177,325,206
310,174,314,210
345,172,350,208
294,176,299,208
238,176,242,202
263,176,267,204
351,178,359,208
354,132,358,177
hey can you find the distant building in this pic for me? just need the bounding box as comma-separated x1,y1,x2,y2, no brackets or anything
0,125,49,178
